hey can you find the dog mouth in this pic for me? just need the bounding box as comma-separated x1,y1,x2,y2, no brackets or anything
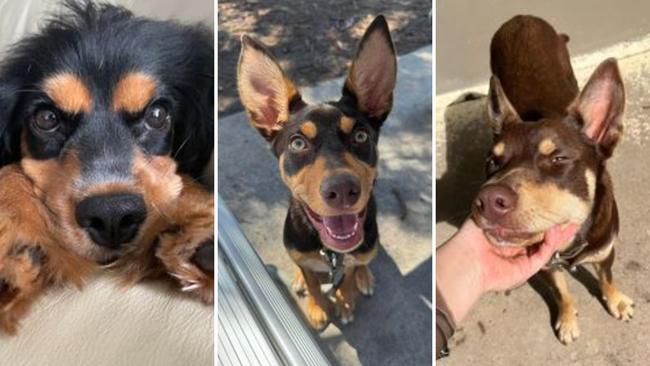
304,205,366,253
484,227,544,247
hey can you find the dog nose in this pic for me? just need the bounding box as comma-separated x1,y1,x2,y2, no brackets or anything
320,174,361,209
475,184,517,221
75,193,147,248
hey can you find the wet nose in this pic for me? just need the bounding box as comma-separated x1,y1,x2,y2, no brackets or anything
75,193,147,249
320,174,361,210
475,184,517,222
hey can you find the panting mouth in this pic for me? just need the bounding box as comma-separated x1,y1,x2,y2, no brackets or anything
304,205,366,253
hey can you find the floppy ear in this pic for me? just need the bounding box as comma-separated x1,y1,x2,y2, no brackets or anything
341,15,397,129
0,81,21,166
570,58,625,158
487,75,521,134
237,35,303,141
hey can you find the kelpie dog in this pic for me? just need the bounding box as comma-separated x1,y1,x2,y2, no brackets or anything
237,16,396,329
472,15,632,344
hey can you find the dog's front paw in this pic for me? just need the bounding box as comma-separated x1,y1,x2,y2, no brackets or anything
158,234,214,304
555,307,580,345
604,290,634,321
306,295,329,330
0,243,48,334
354,265,375,297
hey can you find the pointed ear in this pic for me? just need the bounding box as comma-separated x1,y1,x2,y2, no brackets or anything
487,75,521,134
570,58,625,158
237,35,303,141
342,15,397,128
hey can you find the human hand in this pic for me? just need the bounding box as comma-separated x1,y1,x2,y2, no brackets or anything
468,220,580,292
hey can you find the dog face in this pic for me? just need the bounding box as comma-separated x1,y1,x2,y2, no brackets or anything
237,16,396,253
472,59,625,247
0,2,213,262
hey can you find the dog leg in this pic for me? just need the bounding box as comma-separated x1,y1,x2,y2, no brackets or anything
156,177,214,304
300,268,330,330
354,265,375,297
593,246,634,321
542,268,580,344
292,267,307,296
0,166,93,334
335,266,359,324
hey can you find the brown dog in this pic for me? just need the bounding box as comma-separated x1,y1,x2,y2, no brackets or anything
472,15,632,344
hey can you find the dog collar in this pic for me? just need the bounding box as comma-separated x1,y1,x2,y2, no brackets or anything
545,239,589,271
319,249,346,294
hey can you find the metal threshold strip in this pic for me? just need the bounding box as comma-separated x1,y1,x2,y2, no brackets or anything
218,196,332,366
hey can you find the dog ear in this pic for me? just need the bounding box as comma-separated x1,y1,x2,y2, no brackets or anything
0,81,20,165
237,35,303,141
341,15,397,129
570,58,625,158
487,75,521,134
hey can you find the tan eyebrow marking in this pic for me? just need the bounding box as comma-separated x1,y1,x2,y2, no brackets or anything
300,121,318,139
42,73,92,114
493,142,505,156
538,138,556,155
339,116,355,134
112,72,157,113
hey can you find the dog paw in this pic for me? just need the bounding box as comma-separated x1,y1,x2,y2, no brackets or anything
604,291,634,321
157,233,214,304
0,243,48,334
292,269,306,296
306,296,329,330
354,265,375,297
335,299,355,325
555,309,580,345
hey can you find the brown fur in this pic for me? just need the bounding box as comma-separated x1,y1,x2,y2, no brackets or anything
42,73,93,114
112,72,157,113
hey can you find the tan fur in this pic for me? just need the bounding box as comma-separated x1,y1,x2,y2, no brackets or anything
42,73,92,114
538,138,556,155
300,121,318,139
543,268,580,344
339,116,355,134
280,153,376,217
493,141,505,156
112,72,157,113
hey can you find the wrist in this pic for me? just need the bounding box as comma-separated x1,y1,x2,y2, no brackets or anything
436,221,485,324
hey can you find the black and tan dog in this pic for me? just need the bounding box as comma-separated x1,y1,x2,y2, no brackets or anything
0,1,214,333
237,16,396,329
472,15,632,344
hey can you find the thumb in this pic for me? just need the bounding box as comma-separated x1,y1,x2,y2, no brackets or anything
525,223,580,272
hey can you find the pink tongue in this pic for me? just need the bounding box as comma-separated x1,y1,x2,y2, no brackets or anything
322,214,358,234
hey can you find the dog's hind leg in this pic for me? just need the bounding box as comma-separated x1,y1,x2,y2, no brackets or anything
593,246,634,321
541,267,580,344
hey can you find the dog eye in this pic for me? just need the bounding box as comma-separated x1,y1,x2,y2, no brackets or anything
289,136,308,152
486,155,500,173
552,155,568,163
33,109,60,132
353,129,369,144
144,104,170,129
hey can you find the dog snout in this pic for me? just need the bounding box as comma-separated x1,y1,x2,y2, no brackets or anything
320,173,361,210
475,184,517,222
75,193,147,249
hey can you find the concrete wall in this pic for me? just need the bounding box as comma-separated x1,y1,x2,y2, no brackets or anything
437,0,650,93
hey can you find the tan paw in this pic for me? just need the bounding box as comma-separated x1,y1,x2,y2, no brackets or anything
555,308,580,345
355,265,375,297
335,298,355,325
306,296,329,330
292,269,306,296
604,290,634,321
